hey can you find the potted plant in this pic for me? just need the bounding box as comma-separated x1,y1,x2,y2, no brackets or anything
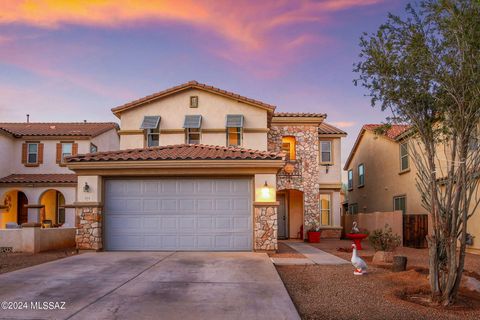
307,223,321,243
369,224,401,263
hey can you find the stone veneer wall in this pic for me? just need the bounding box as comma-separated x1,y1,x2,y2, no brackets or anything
76,206,102,250
268,125,321,229
254,205,278,251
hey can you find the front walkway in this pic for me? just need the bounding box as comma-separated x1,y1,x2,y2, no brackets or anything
0,252,300,320
284,242,350,265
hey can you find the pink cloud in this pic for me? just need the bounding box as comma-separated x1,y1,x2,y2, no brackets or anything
0,0,391,85
330,121,356,128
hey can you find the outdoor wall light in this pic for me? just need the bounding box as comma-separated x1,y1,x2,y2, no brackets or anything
261,181,271,199
83,182,91,193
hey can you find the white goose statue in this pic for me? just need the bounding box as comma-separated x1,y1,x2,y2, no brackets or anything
351,243,367,275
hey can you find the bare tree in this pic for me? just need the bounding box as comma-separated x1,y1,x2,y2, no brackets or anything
354,0,480,305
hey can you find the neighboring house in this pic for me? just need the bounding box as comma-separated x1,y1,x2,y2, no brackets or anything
0,122,119,229
345,124,480,255
66,81,346,252
344,124,422,215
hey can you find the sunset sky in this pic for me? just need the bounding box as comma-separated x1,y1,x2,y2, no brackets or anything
0,0,409,167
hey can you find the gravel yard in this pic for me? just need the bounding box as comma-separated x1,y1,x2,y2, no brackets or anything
276,240,480,320
268,241,306,259
277,264,480,320
0,248,78,274
308,239,480,277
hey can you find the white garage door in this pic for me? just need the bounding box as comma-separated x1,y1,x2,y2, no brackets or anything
104,178,253,251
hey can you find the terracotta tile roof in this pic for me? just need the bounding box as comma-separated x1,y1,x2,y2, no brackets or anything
111,81,276,116
273,112,327,118
318,122,347,135
0,174,77,184
363,124,411,140
0,122,118,137
66,144,284,162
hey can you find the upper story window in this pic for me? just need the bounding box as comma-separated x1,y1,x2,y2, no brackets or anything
56,142,77,164
358,164,365,187
226,115,244,147
140,116,161,147
22,142,43,167
90,143,98,153
61,143,73,160
320,140,332,164
27,143,38,164
348,169,353,190
184,115,202,144
400,141,409,171
281,137,296,160
394,195,406,214
190,96,199,108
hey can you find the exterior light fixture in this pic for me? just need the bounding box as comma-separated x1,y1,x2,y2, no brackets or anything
261,181,270,199
83,182,91,193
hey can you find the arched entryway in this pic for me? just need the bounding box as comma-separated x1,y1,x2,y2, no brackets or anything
39,190,66,227
277,189,304,240
0,190,28,228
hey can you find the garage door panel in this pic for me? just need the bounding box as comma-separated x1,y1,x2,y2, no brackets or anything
105,178,252,251
233,199,250,210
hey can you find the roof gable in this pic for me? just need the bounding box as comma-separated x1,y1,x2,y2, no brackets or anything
111,81,276,118
344,124,411,170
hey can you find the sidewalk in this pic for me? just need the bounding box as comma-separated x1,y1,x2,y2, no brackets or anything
284,242,350,265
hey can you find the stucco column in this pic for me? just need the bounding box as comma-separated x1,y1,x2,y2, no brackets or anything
253,203,279,251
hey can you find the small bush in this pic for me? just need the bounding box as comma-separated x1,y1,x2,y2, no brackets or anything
369,224,401,252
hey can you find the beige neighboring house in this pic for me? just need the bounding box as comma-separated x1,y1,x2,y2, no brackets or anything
345,124,480,254
0,122,119,229
66,81,346,252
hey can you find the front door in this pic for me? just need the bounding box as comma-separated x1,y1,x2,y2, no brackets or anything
17,192,28,225
277,193,287,239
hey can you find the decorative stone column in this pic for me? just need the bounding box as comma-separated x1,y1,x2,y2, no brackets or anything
75,205,102,250
253,203,279,251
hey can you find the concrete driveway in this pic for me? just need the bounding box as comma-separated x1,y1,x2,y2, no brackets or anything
0,252,300,320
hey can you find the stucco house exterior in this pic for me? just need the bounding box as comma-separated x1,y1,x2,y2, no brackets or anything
66,81,346,252
345,124,480,254
0,122,119,229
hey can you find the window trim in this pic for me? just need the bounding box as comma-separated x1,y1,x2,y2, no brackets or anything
349,203,358,215
61,142,73,162
393,195,407,214
90,143,98,153
399,141,410,173
347,169,353,191
146,128,160,147
27,142,39,164
358,163,365,187
320,193,332,226
226,127,243,147
320,140,333,164
190,96,198,108
281,136,296,161
186,128,201,144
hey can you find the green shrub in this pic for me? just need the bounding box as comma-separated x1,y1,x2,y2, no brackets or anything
368,224,401,252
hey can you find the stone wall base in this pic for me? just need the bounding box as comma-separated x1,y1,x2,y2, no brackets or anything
254,205,278,251
76,207,102,250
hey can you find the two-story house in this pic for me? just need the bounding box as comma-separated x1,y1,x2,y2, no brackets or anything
0,122,119,229
66,81,346,252
345,124,480,254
